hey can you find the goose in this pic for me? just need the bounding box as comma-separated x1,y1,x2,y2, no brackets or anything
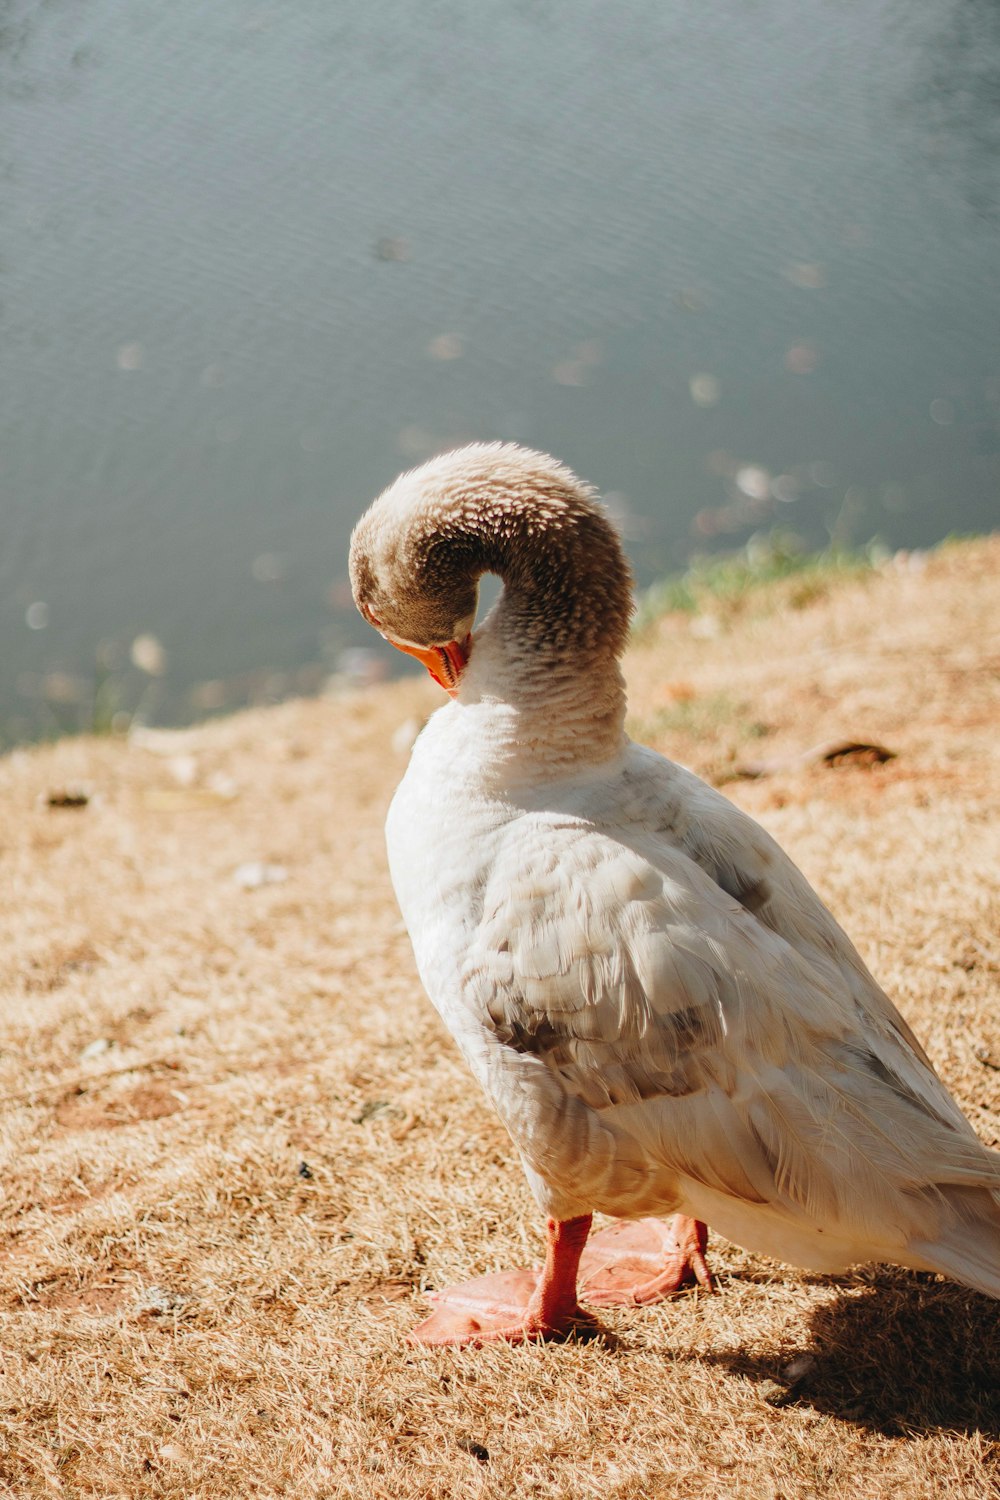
349,443,1000,1346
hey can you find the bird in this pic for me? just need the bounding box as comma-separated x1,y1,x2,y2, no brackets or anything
349,442,1000,1347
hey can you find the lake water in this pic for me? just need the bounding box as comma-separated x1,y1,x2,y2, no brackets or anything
2,0,998,741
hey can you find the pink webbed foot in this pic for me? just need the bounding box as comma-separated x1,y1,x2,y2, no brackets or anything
406,1214,713,1346
408,1215,594,1348
577,1215,714,1307
408,1267,590,1347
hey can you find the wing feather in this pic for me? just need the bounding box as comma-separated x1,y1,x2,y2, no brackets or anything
464,814,1000,1242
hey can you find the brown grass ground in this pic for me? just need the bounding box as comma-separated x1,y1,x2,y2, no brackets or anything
1,538,998,1499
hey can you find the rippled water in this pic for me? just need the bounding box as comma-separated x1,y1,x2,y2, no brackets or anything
1,0,998,740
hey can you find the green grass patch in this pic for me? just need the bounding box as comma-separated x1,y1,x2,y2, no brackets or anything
634,531,882,633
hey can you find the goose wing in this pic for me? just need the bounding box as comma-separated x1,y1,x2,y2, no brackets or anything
463,815,998,1244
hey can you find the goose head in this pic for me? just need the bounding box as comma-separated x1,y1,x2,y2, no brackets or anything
349,444,634,755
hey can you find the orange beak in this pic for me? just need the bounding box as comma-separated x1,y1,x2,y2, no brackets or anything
390,635,471,697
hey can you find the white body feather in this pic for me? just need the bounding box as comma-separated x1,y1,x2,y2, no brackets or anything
388,681,1000,1296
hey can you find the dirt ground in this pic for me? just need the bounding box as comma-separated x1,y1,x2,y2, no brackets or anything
1,537,998,1499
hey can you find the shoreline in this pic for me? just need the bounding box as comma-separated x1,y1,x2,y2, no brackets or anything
6,531,993,760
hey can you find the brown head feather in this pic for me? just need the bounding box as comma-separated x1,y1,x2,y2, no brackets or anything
349,443,634,662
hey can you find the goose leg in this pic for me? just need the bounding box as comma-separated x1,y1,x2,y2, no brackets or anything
578,1215,714,1306
409,1214,594,1347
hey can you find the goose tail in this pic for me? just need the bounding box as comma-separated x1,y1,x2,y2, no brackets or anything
908,1184,1000,1299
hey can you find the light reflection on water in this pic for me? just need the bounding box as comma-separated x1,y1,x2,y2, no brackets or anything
0,0,998,740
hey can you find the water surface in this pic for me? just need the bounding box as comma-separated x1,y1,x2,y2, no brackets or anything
2,0,998,739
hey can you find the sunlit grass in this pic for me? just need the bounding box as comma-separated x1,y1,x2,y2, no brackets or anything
633,530,880,632
0,538,997,1497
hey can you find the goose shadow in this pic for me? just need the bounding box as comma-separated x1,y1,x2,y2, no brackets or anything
704,1270,1000,1436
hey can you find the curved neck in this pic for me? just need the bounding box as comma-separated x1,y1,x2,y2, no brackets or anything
441,483,634,777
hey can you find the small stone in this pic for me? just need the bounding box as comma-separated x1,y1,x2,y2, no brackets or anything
781,1353,817,1384
205,772,239,800
232,862,289,889
80,1038,113,1061
138,1285,185,1316
167,755,198,787
157,1442,190,1463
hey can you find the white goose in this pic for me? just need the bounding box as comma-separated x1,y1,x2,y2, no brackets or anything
349,443,1000,1346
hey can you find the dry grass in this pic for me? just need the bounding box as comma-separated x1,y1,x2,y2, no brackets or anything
1,537,999,1499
